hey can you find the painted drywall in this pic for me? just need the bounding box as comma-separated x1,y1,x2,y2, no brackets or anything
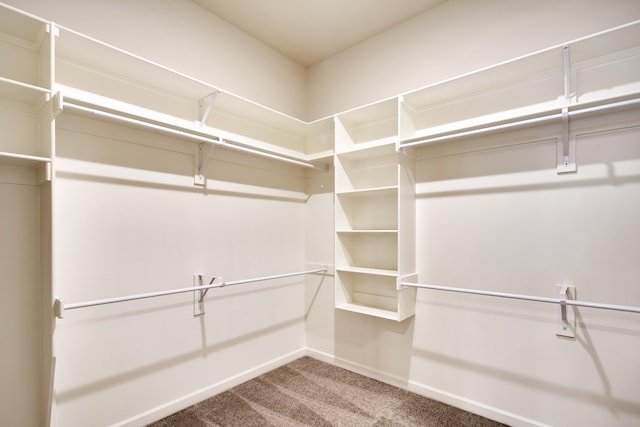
51,114,310,426
4,0,308,119
410,111,640,425
307,0,640,120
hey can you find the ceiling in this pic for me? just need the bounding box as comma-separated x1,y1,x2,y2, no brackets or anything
192,0,448,66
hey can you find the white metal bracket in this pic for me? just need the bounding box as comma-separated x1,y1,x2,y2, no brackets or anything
194,141,217,186
193,274,220,316
52,92,63,119
197,91,219,128
556,284,576,338
54,297,65,319
558,46,577,173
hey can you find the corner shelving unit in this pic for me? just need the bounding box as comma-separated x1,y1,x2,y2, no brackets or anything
0,4,54,427
334,99,416,321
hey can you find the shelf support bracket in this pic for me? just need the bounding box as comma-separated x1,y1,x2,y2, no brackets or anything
194,140,217,186
558,46,576,173
197,91,219,128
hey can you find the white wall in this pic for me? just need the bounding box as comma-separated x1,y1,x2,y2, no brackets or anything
307,0,640,120
52,114,311,426
0,167,43,427
409,110,640,426
5,0,308,119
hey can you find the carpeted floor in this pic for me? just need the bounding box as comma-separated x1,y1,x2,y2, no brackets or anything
147,356,507,426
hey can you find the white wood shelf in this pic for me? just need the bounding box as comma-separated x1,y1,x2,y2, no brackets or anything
0,77,50,106
54,25,333,166
335,266,398,277
336,229,398,234
336,303,400,321
336,185,398,198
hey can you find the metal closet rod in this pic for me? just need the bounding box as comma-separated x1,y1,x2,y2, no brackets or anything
54,267,328,319
399,96,640,149
62,101,321,170
401,282,640,314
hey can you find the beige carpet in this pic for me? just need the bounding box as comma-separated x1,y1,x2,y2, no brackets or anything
147,356,507,426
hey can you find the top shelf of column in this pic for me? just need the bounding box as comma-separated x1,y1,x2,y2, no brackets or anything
0,5,51,104
399,20,640,147
54,25,333,164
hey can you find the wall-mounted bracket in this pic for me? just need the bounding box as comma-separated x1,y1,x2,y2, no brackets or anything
194,141,217,186
197,91,219,128
54,297,65,319
193,274,220,316
52,92,63,119
558,46,577,174
556,284,576,338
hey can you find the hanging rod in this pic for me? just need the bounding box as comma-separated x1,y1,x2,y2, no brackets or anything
401,282,640,314
399,97,640,149
61,101,322,170
54,267,328,319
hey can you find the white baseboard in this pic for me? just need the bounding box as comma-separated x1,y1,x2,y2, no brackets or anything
407,380,551,427
305,348,548,427
112,346,547,427
304,348,409,390
114,348,306,427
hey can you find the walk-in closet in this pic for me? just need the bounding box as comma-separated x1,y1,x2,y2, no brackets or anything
1,1,639,426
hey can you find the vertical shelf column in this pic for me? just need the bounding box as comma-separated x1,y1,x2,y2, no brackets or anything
333,99,416,321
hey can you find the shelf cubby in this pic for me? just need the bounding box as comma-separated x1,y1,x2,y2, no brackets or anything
334,98,398,154
336,187,398,231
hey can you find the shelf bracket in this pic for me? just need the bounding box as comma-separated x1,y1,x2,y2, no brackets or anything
194,140,217,186
556,284,576,338
197,91,219,128
558,46,576,173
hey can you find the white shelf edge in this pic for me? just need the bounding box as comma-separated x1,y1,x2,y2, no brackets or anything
335,138,397,156
336,229,398,234
335,266,398,277
0,151,51,166
336,303,399,320
336,185,398,197
57,88,327,169
404,103,562,144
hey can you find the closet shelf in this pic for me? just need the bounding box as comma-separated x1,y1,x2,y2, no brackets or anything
336,185,398,198
59,91,325,170
55,25,335,163
335,266,398,277
336,302,400,321
0,151,51,167
0,77,50,105
336,229,398,234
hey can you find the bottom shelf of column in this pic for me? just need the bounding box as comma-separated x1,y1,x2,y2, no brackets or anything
335,270,416,321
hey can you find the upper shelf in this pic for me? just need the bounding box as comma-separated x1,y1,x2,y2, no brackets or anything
398,20,640,148
54,26,333,165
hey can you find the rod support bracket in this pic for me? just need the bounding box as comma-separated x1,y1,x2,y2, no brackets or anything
556,284,576,338
54,297,65,319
